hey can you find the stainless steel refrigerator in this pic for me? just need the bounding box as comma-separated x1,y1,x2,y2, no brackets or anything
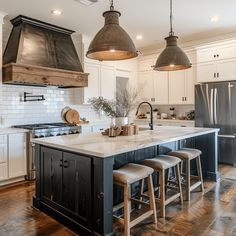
195,82,236,166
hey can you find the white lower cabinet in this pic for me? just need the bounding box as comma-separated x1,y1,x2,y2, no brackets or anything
0,132,26,184
0,164,8,181
8,133,27,178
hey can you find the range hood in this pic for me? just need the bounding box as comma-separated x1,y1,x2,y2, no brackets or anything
3,15,88,88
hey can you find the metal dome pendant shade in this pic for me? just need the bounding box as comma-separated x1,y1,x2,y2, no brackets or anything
86,0,138,61
154,0,191,71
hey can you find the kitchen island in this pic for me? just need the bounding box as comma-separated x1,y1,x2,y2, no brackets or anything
32,126,219,236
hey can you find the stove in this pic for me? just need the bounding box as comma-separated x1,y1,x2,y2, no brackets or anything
13,122,81,138
13,122,81,180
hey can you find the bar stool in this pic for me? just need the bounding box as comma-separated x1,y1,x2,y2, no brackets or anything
168,148,204,201
142,155,183,218
113,163,157,236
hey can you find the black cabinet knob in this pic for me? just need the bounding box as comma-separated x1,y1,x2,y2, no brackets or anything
97,192,104,200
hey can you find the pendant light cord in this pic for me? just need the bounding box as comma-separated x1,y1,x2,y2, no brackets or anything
169,0,174,36
110,0,114,10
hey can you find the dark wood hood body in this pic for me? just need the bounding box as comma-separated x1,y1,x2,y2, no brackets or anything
3,15,88,88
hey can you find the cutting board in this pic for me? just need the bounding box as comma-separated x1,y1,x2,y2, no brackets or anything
65,109,80,124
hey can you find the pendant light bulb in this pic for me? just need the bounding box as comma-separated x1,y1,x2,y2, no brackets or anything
86,0,138,61
154,0,191,71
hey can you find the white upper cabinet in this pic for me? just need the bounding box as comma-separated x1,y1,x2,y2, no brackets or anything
169,67,195,105
153,71,169,104
197,42,236,82
83,63,100,103
83,62,116,103
138,70,169,105
138,71,154,102
100,65,116,100
8,133,26,178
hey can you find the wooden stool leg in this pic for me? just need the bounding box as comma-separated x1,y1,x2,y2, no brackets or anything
147,175,157,224
176,164,183,204
196,156,204,193
138,179,144,209
159,170,166,218
185,159,191,201
124,184,131,236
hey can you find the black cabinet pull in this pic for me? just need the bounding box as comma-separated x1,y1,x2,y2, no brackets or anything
217,72,219,78
217,54,219,57
59,160,63,167
63,160,69,168
214,73,216,78
214,55,216,58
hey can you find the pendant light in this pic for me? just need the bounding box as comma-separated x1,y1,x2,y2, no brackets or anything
86,0,138,61
154,0,191,71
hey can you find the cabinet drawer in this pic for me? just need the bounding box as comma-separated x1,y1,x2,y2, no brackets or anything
0,135,7,144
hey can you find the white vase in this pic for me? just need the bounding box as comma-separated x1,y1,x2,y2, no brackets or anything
115,117,129,127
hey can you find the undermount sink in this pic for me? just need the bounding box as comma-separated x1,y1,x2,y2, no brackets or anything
139,127,152,131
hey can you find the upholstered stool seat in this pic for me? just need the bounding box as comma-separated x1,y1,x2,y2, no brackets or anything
113,163,157,236
113,163,154,185
142,155,183,218
143,155,181,170
168,148,204,201
169,148,202,161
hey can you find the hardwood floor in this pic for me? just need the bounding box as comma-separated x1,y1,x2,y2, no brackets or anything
0,165,236,236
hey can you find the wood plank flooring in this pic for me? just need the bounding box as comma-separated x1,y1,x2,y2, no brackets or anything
0,165,236,236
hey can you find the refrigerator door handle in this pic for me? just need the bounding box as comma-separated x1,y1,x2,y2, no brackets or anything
214,88,218,125
210,88,214,125
218,134,236,139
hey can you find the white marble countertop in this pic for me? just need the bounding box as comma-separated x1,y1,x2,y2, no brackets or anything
0,128,29,135
32,126,219,158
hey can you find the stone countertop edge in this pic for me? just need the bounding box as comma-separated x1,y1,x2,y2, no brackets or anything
31,127,219,159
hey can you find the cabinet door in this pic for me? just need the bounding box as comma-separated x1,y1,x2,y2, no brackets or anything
0,144,7,164
63,153,92,227
83,63,100,104
153,71,169,104
197,48,216,63
138,71,154,102
41,147,63,205
169,70,186,104
217,59,236,81
185,67,195,104
0,164,8,181
100,65,116,100
8,133,26,178
196,62,216,83
217,44,236,60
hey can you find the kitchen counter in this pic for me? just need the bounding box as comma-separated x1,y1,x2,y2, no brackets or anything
32,126,219,236
32,126,218,158
0,128,29,134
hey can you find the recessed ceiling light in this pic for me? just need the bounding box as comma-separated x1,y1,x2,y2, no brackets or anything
51,10,62,16
136,35,143,40
210,16,219,22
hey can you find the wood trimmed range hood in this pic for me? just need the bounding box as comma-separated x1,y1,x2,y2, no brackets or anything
3,15,88,88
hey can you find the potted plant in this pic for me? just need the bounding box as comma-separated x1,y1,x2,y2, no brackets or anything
89,85,139,126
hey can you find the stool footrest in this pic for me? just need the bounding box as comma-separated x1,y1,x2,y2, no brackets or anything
130,210,154,228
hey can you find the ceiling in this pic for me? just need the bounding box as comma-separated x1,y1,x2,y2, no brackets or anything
0,0,236,49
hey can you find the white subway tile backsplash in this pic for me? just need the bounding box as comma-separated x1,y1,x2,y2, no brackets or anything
0,84,101,127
